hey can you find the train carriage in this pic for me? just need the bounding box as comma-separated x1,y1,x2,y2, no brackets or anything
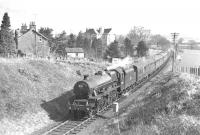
134,63,145,83
134,57,153,82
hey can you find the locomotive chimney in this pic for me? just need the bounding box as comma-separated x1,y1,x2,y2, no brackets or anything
97,71,102,75
83,74,89,80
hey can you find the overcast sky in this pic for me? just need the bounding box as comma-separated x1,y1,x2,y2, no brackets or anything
0,0,199,41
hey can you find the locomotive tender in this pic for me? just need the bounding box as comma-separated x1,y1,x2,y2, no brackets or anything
69,50,171,118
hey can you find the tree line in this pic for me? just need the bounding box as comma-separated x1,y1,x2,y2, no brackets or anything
0,12,171,59
39,29,102,58
39,26,171,59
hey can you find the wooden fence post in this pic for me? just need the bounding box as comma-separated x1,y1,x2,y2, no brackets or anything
174,66,200,77
198,67,200,76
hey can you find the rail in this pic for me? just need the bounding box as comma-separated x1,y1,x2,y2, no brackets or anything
63,117,93,135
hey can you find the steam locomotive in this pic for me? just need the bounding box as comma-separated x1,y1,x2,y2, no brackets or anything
69,50,172,118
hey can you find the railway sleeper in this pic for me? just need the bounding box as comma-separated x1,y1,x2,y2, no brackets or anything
71,129,81,133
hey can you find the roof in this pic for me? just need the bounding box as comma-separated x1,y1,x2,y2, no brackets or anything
85,28,112,35
85,29,97,35
103,28,112,34
18,28,48,40
32,30,48,40
65,48,84,53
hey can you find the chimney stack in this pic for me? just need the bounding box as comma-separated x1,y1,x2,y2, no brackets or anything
29,21,36,30
20,23,27,34
99,27,103,34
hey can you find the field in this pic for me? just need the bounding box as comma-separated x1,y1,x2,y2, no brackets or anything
178,49,200,66
91,73,200,135
0,57,108,135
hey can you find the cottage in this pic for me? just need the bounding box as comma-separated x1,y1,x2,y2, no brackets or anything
15,22,50,57
65,48,84,58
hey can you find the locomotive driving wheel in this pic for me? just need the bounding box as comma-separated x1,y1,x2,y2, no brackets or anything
71,110,78,120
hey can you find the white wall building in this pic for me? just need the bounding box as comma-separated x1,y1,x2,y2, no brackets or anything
65,48,84,58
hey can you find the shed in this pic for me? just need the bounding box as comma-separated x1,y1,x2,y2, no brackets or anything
65,48,84,58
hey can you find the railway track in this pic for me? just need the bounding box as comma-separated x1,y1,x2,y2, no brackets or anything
41,57,171,135
42,117,95,135
42,104,114,135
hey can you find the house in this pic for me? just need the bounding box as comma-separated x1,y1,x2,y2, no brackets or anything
83,27,116,58
84,29,97,39
84,27,115,46
65,48,84,58
15,22,50,57
100,28,115,46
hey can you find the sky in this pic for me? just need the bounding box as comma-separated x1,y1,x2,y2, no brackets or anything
0,0,199,41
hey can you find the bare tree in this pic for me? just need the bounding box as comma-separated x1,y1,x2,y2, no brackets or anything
116,35,125,44
178,38,184,44
149,34,170,50
127,26,151,45
188,40,197,49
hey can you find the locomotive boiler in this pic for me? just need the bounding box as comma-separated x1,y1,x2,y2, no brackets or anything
69,68,124,117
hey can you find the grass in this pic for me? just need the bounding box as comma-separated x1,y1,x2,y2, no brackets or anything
0,111,52,135
0,57,107,135
93,73,200,135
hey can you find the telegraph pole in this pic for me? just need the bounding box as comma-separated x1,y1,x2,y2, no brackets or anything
171,32,179,72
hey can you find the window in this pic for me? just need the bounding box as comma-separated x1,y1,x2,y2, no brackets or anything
39,36,42,42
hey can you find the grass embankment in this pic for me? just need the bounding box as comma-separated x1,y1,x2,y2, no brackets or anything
0,58,108,135
93,73,200,135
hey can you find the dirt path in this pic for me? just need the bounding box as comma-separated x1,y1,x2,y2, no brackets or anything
77,61,173,135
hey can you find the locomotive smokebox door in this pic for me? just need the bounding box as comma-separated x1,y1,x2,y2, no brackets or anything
113,102,119,113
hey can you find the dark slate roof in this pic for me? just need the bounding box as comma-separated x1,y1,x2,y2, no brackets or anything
32,30,48,40
18,28,48,40
96,29,101,33
85,28,112,35
18,29,30,37
86,29,97,35
65,48,84,53
103,28,111,34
